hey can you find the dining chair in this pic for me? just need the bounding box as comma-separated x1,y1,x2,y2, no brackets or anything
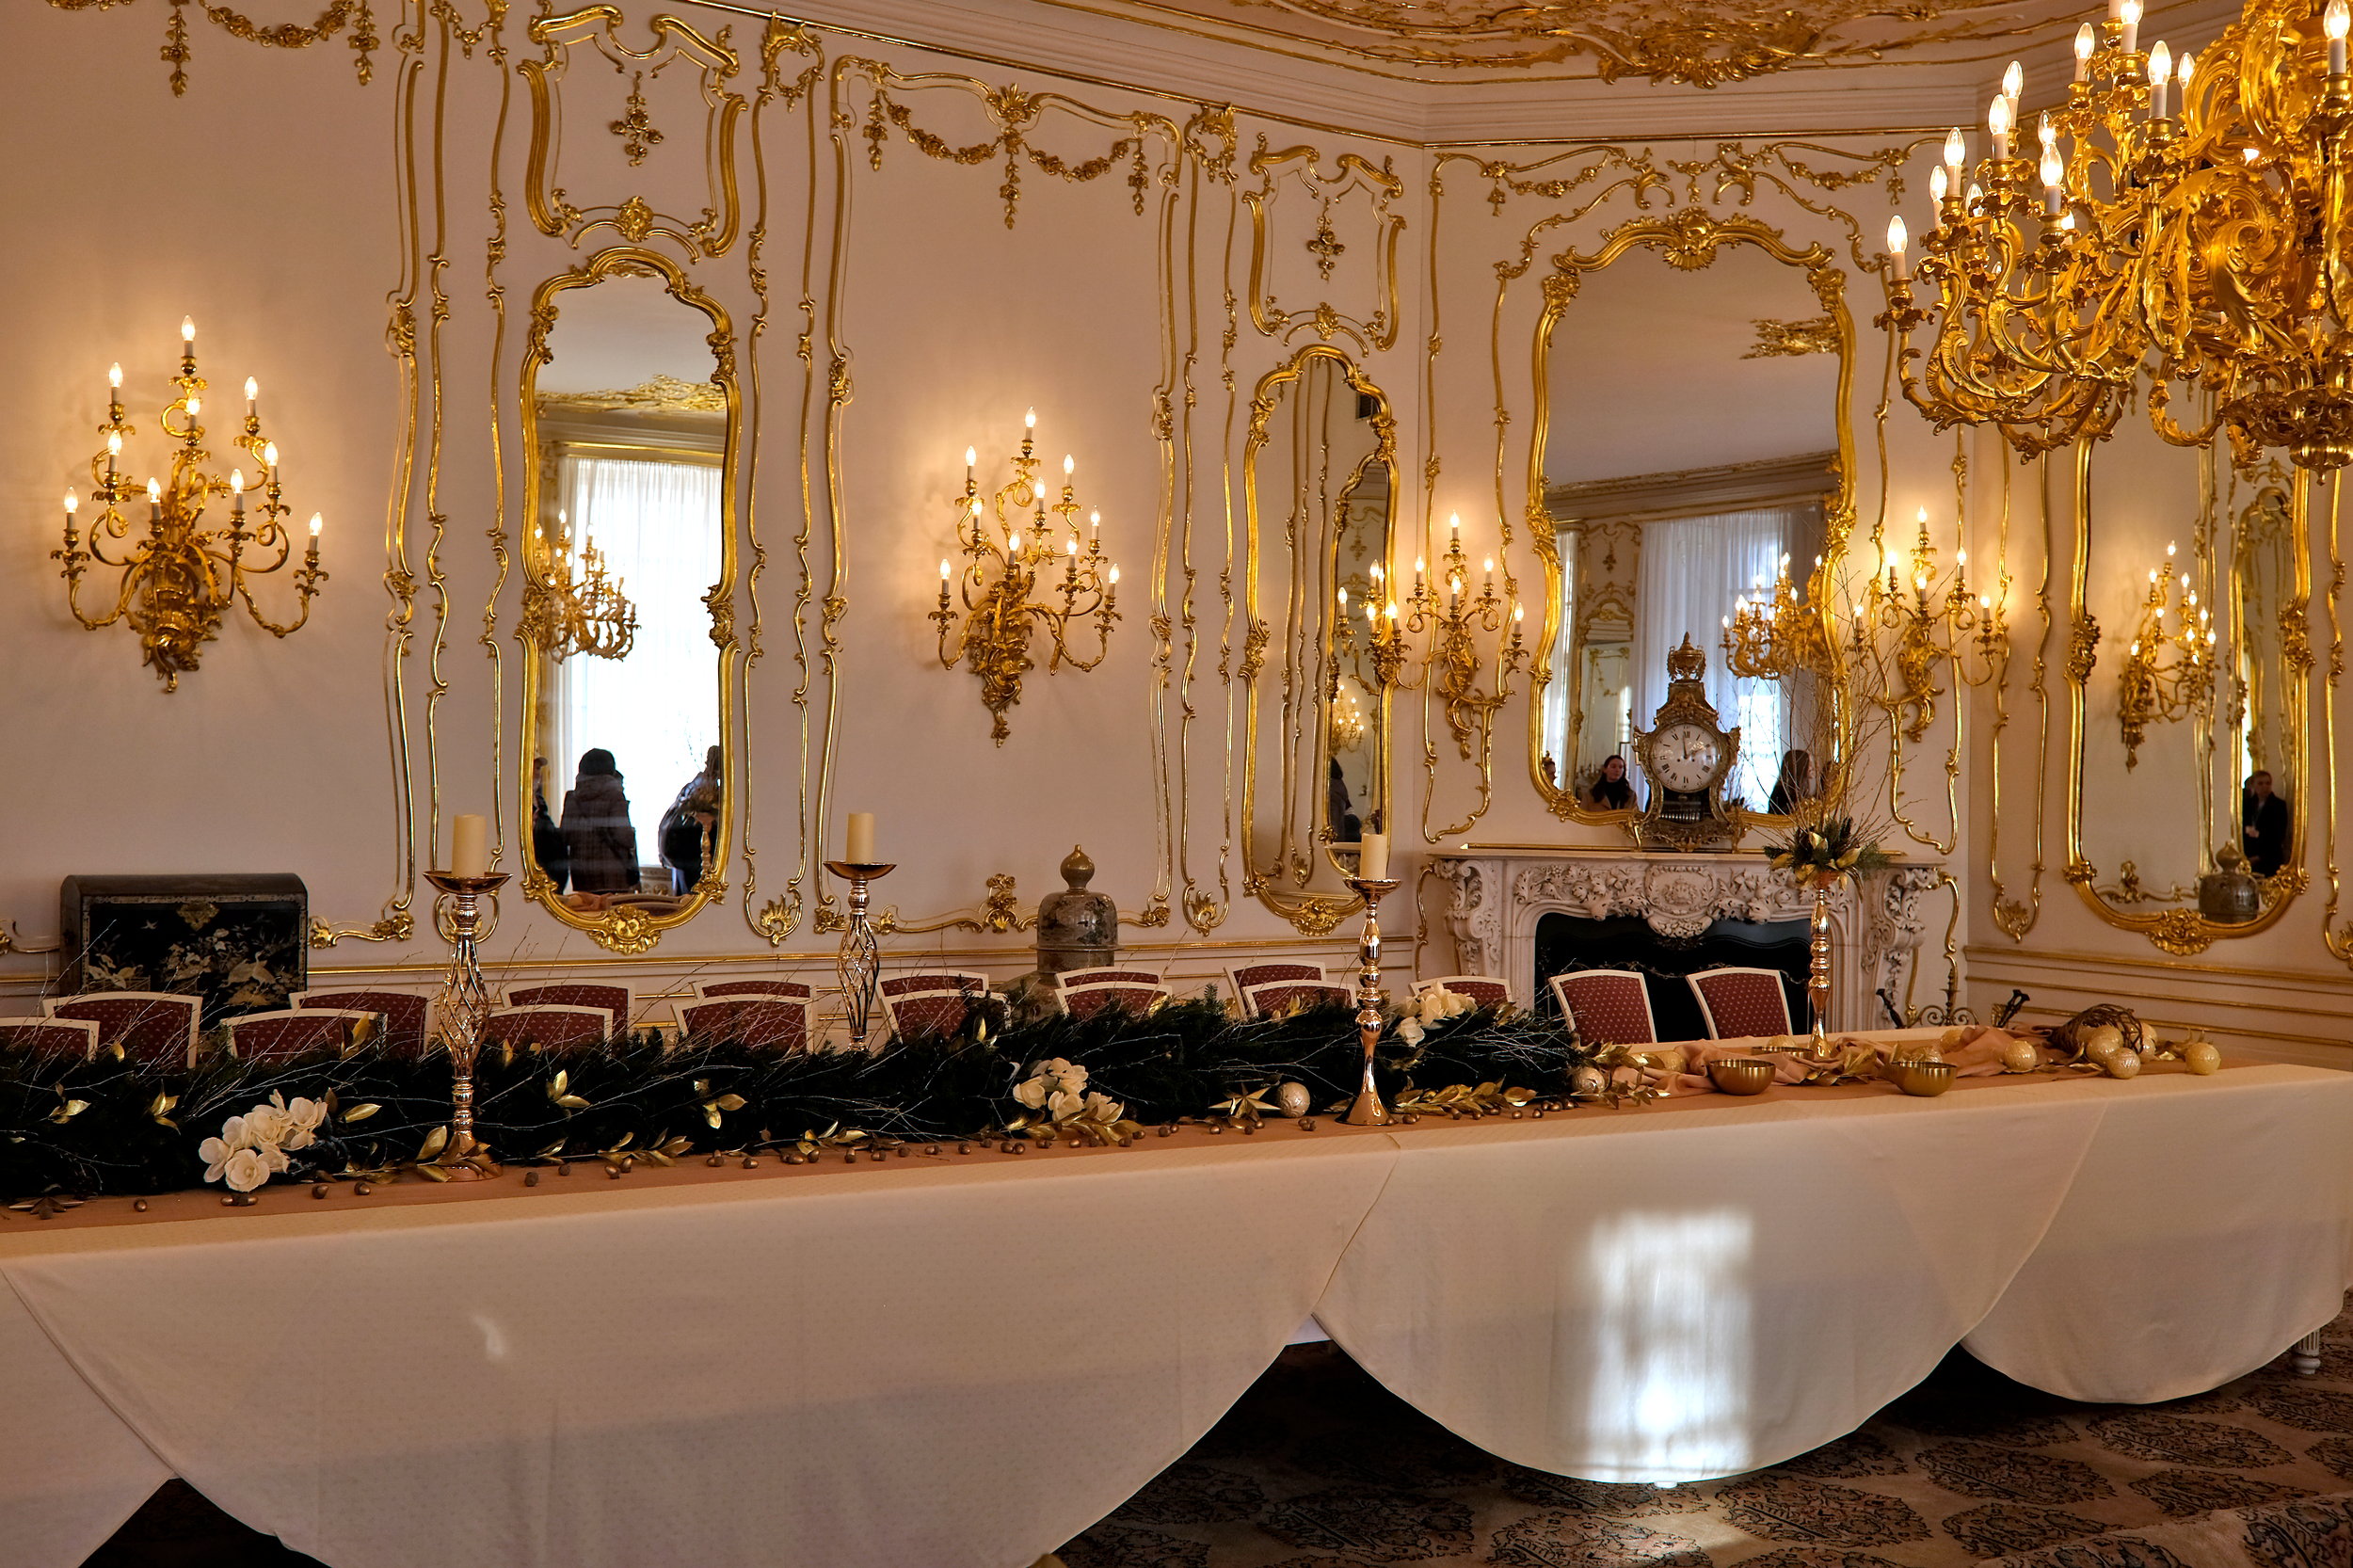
0,1017,101,1061
41,991,202,1067
225,1009,378,1064
292,987,434,1059
1547,969,1658,1046
481,1004,613,1050
1687,967,1795,1040
691,978,816,1003
1414,975,1513,1011
503,984,633,1035
1060,980,1172,1023
678,997,810,1052
1241,980,1354,1018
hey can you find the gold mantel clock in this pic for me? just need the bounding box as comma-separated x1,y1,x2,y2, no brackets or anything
1629,634,1741,851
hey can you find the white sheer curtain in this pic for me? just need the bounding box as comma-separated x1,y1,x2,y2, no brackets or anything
1540,542,1577,785
1633,508,1798,809
555,455,723,854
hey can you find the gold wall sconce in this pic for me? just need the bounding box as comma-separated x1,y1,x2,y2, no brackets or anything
1847,507,2007,741
55,317,326,691
1402,513,1526,759
521,508,638,663
932,409,1119,744
2118,540,2216,767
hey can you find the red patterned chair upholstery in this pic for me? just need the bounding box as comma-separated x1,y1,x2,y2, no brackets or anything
292,987,434,1059
877,972,991,1000
1687,968,1795,1039
692,978,815,1003
41,991,201,1067
1242,981,1354,1018
0,1017,101,1061
1053,967,1163,991
1415,975,1513,1011
1547,969,1657,1046
882,989,981,1040
225,1009,376,1063
1061,981,1171,1022
1226,962,1323,1009
481,1005,612,1050
503,984,633,1035
678,998,809,1052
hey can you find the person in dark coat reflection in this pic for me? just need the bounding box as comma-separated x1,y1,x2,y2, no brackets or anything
2243,770,2291,876
531,756,570,893
562,748,639,893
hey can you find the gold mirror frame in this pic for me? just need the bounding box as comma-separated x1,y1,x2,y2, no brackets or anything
1241,344,1399,936
2063,441,2311,954
516,246,740,955
1522,210,1858,827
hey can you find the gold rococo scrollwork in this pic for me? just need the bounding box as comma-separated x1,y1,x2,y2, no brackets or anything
523,7,744,257
45,0,381,95
1244,140,1403,353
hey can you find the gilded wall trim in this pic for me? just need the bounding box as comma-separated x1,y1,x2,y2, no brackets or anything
1242,141,1403,352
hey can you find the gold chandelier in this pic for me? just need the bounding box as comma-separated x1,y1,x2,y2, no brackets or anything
1721,550,1830,679
2117,540,2217,765
932,410,1120,744
56,318,327,691
522,508,638,663
1886,0,2353,471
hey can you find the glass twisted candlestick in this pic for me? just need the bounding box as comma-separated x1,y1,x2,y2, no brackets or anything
1341,875,1401,1127
424,870,507,1179
824,861,895,1047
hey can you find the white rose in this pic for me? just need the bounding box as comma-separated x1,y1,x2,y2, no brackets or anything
276,1094,327,1151
220,1146,273,1192
1397,1018,1426,1047
242,1103,291,1148
1049,1059,1088,1094
1082,1091,1124,1123
1013,1075,1050,1110
199,1134,239,1184
1048,1086,1085,1120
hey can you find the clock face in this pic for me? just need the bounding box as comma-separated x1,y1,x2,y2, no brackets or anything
1651,722,1722,793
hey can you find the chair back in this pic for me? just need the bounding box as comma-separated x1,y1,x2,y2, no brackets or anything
1062,981,1171,1022
1547,969,1657,1046
1687,968,1795,1040
226,1009,376,1063
692,978,815,1002
293,988,433,1058
1416,975,1512,1011
503,984,632,1034
679,998,809,1052
1242,980,1354,1018
1054,967,1163,990
42,991,201,1067
1226,962,1323,1006
482,1005,612,1050
0,1017,101,1061
877,971,991,1000
883,988,978,1040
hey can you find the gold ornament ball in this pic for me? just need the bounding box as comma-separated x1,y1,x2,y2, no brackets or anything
1274,1081,1313,1118
2082,1023,2124,1061
2103,1048,2143,1080
1999,1037,2041,1074
2185,1040,2222,1075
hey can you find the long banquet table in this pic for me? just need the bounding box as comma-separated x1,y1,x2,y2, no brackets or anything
3,1057,2348,1568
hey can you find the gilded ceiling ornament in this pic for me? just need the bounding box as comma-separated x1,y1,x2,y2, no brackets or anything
1743,316,1839,359
538,373,726,413
46,0,380,96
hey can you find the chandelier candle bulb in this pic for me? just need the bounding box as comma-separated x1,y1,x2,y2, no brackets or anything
845,812,876,864
2331,0,2349,76
2148,41,2171,117
1988,93,2012,156
2120,0,2139,55
307,513,322,540
449,813,488,878
1887,216,1910,279
2075,22,2095,78
2002,58,2024,110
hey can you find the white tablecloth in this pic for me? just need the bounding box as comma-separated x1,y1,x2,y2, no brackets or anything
4,1064,2348,1566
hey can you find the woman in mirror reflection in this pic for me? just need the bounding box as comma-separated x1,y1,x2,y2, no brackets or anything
660,745,724,895
562,748,639,894
1589,755,1634,810
2243,771,2291,876
532,757,570,893
1769,749,1815,816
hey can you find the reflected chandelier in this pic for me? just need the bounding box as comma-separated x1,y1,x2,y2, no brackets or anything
523,508,638,663
1886,0,2353,471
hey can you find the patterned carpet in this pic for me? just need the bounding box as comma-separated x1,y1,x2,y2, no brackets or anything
1058,1307,2353,1568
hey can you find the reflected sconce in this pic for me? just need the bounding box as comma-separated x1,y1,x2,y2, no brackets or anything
1847,507,2008,741
2117,540,2216,768
932,410,1119,745
521,507,638,663
1403,514,1527,760
54,318,327,691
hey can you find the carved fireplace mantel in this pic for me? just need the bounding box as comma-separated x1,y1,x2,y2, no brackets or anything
1431,849,1944,1031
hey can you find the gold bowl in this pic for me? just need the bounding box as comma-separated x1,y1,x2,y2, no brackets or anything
1707,1057,1777,1096
1888,1060,1957,1097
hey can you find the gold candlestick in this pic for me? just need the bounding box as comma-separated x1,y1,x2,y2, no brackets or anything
1805,872,1837,1063
424,870,507,1179
824,860,895,1047
1341,875,1401,1126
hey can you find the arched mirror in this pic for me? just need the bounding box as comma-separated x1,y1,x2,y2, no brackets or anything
2067,446,2309,952
1525,213,1855,828
518,248,737,953
1241,345,1398,935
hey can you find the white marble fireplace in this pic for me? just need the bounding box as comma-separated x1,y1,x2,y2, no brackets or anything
1429,849,1945,1032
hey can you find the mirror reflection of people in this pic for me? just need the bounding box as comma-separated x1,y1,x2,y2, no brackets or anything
1328,757,1363,844
1589,754,1633,809
1769,749,1815,815
562,748,639,893
532,756,569,893
2244,770,2291,876
659,745,724,895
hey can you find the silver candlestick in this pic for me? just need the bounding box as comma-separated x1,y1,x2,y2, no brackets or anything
424,870,507,1180
1341,875,1401,1127
824,860,895,1047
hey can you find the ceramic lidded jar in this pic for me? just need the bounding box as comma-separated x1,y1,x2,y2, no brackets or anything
2199,843,2262,925
1034,844,1119,977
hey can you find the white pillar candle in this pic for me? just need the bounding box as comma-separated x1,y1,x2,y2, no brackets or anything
846,811,876,863
1359,831,1390,880
451,814,488,877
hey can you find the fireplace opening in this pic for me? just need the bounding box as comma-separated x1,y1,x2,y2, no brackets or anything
1533,913,1809,1042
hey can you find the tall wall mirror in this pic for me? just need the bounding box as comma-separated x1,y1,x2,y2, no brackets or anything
519,248,738,952
1241,345,1398,934
2068,449,2309,952
1526,215,1855,828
